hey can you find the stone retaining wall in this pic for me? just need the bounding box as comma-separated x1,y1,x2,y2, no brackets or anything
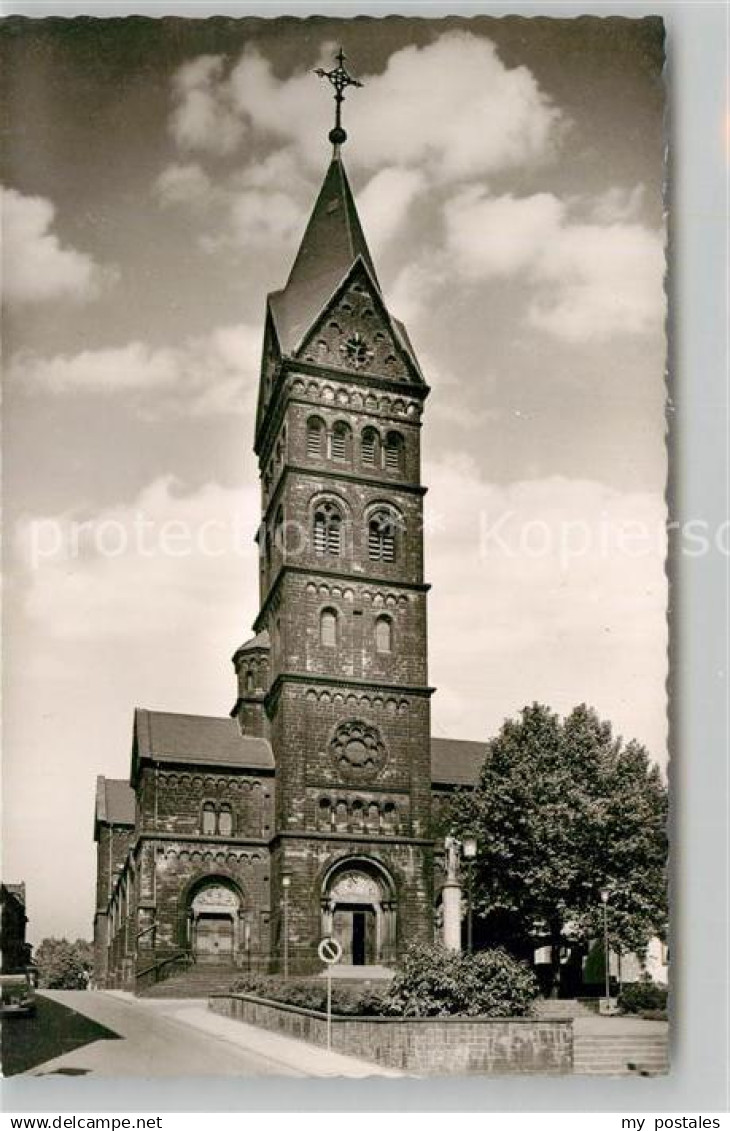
209,993,573,1075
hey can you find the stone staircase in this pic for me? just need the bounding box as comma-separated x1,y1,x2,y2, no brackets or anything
573,1030,669,1076
137,964,240,999
322,964,394,982
535,998,593,1019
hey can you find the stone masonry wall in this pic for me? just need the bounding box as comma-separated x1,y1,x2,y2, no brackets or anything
210,995,573,1075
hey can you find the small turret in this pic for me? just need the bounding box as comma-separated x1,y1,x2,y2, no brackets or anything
230,631,270,737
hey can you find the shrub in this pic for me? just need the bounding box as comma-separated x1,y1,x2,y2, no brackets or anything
228,974,387,1016
618,979,668,1015
229,946,538,1018
379,944,539,1018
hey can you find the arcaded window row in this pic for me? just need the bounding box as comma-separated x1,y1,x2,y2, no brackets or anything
264,502,403,569
306,417,406,474
319,608,393,653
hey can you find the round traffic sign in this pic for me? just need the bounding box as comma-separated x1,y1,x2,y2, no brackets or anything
318,936,343,965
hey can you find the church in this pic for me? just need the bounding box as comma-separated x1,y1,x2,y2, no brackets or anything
92,55,486,992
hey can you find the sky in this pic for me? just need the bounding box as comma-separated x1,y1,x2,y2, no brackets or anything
0,15,667,943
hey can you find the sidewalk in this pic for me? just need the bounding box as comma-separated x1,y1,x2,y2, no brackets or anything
131,995,402,1078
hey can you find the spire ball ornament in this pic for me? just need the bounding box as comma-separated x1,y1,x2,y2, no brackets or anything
315,47,363,149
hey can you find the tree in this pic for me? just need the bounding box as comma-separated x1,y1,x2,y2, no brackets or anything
447,703,668,996
34,937,92,989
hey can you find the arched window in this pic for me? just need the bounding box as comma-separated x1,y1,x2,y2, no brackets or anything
331,420,352,463
202,802,216,836
318,797,332,830
307,416,325,459
320,607,338,648
367,802,380,831
368,509,398,563
384,432,405,474
218,805,233,837
361,427,380,468
375,615,393,653
313,501,342,557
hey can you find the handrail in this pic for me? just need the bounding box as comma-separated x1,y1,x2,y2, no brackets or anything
137,949,194,982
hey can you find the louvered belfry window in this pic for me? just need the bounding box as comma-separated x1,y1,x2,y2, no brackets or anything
307,417,325,458
331,421,351,462
385,432,404,473
361,427,379,467
313,502,342,557
368,510,397,562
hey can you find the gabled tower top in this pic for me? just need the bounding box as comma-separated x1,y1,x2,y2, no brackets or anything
315,47,363,151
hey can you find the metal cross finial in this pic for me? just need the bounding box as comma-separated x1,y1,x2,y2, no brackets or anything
315,47,363,149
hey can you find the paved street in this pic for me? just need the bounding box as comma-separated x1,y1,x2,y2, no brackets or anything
20,991,397,1078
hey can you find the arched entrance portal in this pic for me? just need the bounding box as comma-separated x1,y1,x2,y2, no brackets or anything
321,861,396,966
189,882,242,964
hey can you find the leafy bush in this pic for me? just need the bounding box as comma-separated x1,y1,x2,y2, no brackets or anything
618,979,668,1015
379,944,539,1018
229,974,386,1016
229,946,538,1018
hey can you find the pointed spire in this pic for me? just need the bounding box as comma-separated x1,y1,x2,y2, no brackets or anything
268,153,379,353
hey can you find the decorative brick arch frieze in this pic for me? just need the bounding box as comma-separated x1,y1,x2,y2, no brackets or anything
288,375,421,421
304,580,409,609
303,686,409,715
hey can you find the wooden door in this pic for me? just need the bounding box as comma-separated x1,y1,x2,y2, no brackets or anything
195,914,233,963
332,908,353,962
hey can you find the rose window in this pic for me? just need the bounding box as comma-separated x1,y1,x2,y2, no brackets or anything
329,719,387,781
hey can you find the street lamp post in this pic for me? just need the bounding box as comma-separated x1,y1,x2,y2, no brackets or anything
462,834,478,953
600,888,610,1007
282,873,292,978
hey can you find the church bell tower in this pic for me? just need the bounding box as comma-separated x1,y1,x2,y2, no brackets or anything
237,51,434,972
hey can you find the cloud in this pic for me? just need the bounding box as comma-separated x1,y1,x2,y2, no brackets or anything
2,186,108,306
344,33,563,182
425,456,667,760
10,323,262,416
155,152,307,252
227,189,305,248
14,457,667,761
387,259,446,327
357,168,426,257
528,220,666,342
168,33,562,184
444,189,565,279
170,54,246,156
443,187,665,341
154,162,214,206
589,184,646,224
16,477,260,643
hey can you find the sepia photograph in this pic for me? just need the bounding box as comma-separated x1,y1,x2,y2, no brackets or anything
2,13,670,1083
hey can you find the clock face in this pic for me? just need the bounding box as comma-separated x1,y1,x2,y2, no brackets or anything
341,332,372,368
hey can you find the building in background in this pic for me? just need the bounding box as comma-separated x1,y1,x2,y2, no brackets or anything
1,882,32,974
